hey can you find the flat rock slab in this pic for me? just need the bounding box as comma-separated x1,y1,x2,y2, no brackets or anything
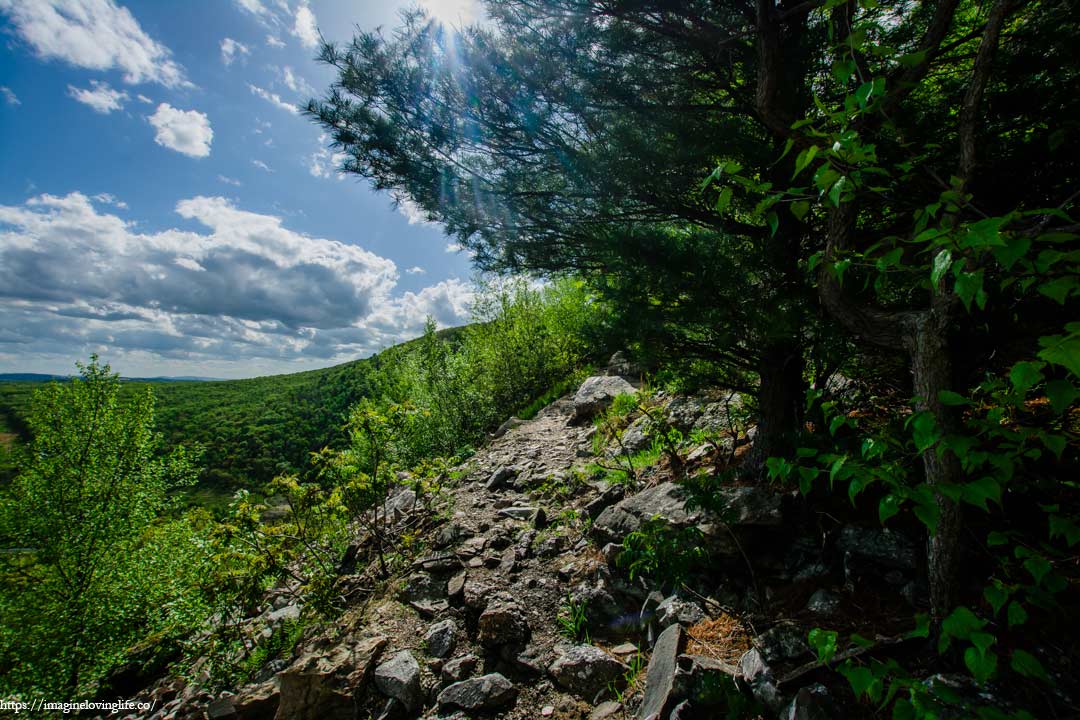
639,624,682,720
437,673,518,712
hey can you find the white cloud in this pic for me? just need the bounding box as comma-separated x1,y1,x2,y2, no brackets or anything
148,104,213,158
394,193,435,226
136,93,153,104
279,65,314,95
218,175,242,187
220,37,250,66
0,86,19,105
266,34,286,48
308,134,346,179
92,193,127,209
419,0,482,26
234,0,270,17
0,0,189,87
445,242,463,253
249,83,298,114
0,192,474,372
292,1,319,48
67,80,128,114
252,159,273,172
406,266,426,275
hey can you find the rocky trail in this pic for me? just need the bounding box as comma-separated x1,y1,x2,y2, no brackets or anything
123,364,930,720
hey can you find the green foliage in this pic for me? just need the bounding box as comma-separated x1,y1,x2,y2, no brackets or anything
0,357,204,699
618,517,706,591
557,591,590,644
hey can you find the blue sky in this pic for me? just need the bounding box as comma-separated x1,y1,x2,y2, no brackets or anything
0,0,484,378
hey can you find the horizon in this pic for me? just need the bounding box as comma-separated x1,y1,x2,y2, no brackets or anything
0,0,485,379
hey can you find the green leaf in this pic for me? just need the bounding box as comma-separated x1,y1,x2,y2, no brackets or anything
808,628,838,664
714,186,733,213
907,613,931,639
960,217,1006,248
790,200,810,221
767,211,779,237
1023,554,1052,585
875,247,904,272
879,494,901,524
987,531,1009,547
937,390,971,406
991,236,1031,270
1045,379,1079,414
954,270,985,312
964,646,998,684
1007,600,1028,628
911,411,941,452
1041,432,1066,459
855,80,875,108
828,176,847,207
1010,649,1049,682
829,415,847,436
1009,361,1045,396
983,582,1009,616
913,500,940,535
794,145,819,177
941,606,985,644
843,664,879,699
1038,276,1077,305
1038,326,1080,378
962,476,1002,511
931,249,952,289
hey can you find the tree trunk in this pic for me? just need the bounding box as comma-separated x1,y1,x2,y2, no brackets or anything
904,307,962,621
746,337,805,471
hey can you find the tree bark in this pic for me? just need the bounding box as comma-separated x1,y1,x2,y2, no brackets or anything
747,337,806,469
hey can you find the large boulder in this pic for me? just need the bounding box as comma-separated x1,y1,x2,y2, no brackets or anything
437,673,518,712
593,482,783,553
836,526,917,570
572,376,637,421
373,650,422,712
425,619,457,659
275,634,388,720
478,600,530,649
548,645,628,700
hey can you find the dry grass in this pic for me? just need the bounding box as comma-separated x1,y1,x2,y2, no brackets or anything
684,612,753,664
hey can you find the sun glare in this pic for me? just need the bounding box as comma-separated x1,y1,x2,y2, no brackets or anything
419,0,479,26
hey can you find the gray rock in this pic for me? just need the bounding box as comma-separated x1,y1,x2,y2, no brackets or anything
805,590,841,615
737,648,784,712
548,645,628,699
585,484,626,520
266,604,300,625
383,488,417,518
593,482,782,549
434,522,473,549
591,700,623,720
656,596,705,629
425,619,457,659
478,601,530,649
836,526,917,570
373,650,422,713
665,397,706,431
572,376,637,421
276,634,387,720
781,683,833,720
399,573,445,603
486,466,518,491
441,654,479,685
497,506,540,521
437,673,518,712
755,621,811,663
639,624,682,720
492,416,524,438
618,416,653,455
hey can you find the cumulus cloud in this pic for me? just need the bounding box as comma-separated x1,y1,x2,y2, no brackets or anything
308,134,346,179
92,193,127,209
0,193,473,372
279,65,314,95
406,266,426,275
148,104,213,158
249,83,298,114
220,37,250,66
292,1,319,48
0,0,189,87
68,80,128,113
266,34,286,48
394,193,436,226
0,86,19,105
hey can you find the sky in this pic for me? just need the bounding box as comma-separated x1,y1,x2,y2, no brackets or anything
0,0,486,379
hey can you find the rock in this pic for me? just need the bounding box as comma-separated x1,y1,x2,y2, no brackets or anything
492,416,524,438
781,683,833,720
542,706,555,717
618,416,653,455
572,376,637,421
232,681,278,719
754,621,811,663
400,572,445,603
836,526,917,570
206,696,235,719
665,397,706,431
639,624,682,720
805,590,841,615
434,522,473,549
572,581,625,629
414,552,462,574
498,506,541,522
548,645,628,699
585,484,626,520
478,601,530,649
275,634,388,720
373,650,422,713
425,619,457,659
655,596,705,629
737,648,784,713
266,604,300,626
591,700,623,720
447,571,467,603
441,654,480,685
593,482,782,549
437,673,518,712
383,488,417,519
486,466,518,490
606,350,642,377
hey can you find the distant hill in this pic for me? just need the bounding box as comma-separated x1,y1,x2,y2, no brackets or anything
0,326,467,509
0,373,220,383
